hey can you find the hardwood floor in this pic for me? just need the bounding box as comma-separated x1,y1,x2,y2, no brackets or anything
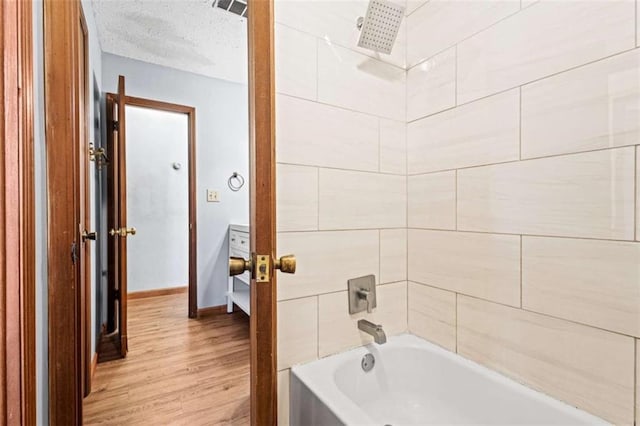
84,293,250,425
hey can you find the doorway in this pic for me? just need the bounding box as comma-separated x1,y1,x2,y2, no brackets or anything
43,0,282,424
97,91,198,363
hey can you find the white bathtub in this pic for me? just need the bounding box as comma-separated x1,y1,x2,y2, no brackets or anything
290,334,607,425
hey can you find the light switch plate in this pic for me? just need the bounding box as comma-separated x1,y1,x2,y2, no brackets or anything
207,190,220,202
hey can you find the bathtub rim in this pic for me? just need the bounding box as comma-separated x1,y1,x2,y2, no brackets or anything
290,333,608,425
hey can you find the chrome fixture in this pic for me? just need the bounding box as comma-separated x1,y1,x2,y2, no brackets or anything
348,274,377,314
228,171,245,192
361,353,375,372
356,0,405,55
212,0,247,18
358,319,387,344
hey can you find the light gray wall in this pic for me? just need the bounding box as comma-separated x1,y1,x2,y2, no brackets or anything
101,53,250,308
82,0,103,366
126,106,190,291
33,3,48,424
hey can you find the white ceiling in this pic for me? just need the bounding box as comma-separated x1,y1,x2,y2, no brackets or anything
91,0,249,84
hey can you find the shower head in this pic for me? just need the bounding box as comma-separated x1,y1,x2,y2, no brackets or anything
356,0,405,55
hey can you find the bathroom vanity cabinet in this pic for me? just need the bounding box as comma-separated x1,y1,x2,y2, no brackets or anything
227,224,250,315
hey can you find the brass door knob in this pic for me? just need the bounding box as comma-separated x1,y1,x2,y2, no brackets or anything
229,256,252,276
124,227,136,236
109,228,121,237
81,230,97,242
274,254,296,274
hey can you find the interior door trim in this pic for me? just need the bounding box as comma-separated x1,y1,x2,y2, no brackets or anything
247,0,278,424
121,94,198,318
0,0,36,423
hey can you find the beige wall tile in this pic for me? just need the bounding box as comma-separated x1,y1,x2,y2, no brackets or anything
408,230,520,306
319,169,406,230
407,47,456,121
276,164,318,232
380,229,407,284
274,0,406,68
379,119,407,175
318,282,407,357
637,340,639,426
406,0,428,16
277,297,318,370
277,230,379,300
276,95,379,172
522,236,640,337
275,24,317,100
637,148,639,242
457,296,635,424
407,89,520,174
406,0,519,68
457,0,636,103
458,148,635,240
522,49,640,159
317,42,406,121
408,282,456,351
408,171,456,230
278,370,290,426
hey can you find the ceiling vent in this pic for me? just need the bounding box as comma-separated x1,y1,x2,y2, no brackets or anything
213,0,248,18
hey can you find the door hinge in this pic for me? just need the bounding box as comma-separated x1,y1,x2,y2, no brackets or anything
71,241,78,264
111,120,119,131
114,289,121,300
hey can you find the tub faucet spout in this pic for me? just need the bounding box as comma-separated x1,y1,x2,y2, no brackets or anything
357,319,387,344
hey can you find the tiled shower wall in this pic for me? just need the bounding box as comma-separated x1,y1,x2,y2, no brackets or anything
273,1,409,423
276,0,640,424
406,0,639,424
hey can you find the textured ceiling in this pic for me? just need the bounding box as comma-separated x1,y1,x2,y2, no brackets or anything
91,0,248,84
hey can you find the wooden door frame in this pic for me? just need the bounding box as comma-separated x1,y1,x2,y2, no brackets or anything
44,0,278,423
120,95,198,319
0,0,36,424
247,1,278,424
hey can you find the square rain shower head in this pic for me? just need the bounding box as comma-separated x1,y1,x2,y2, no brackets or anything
357,0,405,55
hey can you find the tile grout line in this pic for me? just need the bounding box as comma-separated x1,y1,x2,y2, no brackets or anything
455,292,458,354
276,162,406,177
315,37,319,101
278,92,406,124
454,44,458,107
280,226,636,245
406,144,635,176
406,283,640,340
634,338,637,426
405,3,524,71
455,170,458,231
406,45,640,124
316,167,320,231
276,21,407,72
403,226,635,244
518,86,522,160
519,235,523,308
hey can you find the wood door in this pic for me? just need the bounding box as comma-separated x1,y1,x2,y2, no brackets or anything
116,75,129,356
104,76,129,359
44,0,83,422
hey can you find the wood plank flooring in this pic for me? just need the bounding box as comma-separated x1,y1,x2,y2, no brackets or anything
83,293,250,425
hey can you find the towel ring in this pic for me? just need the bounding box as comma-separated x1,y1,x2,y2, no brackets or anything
228,172,245,192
